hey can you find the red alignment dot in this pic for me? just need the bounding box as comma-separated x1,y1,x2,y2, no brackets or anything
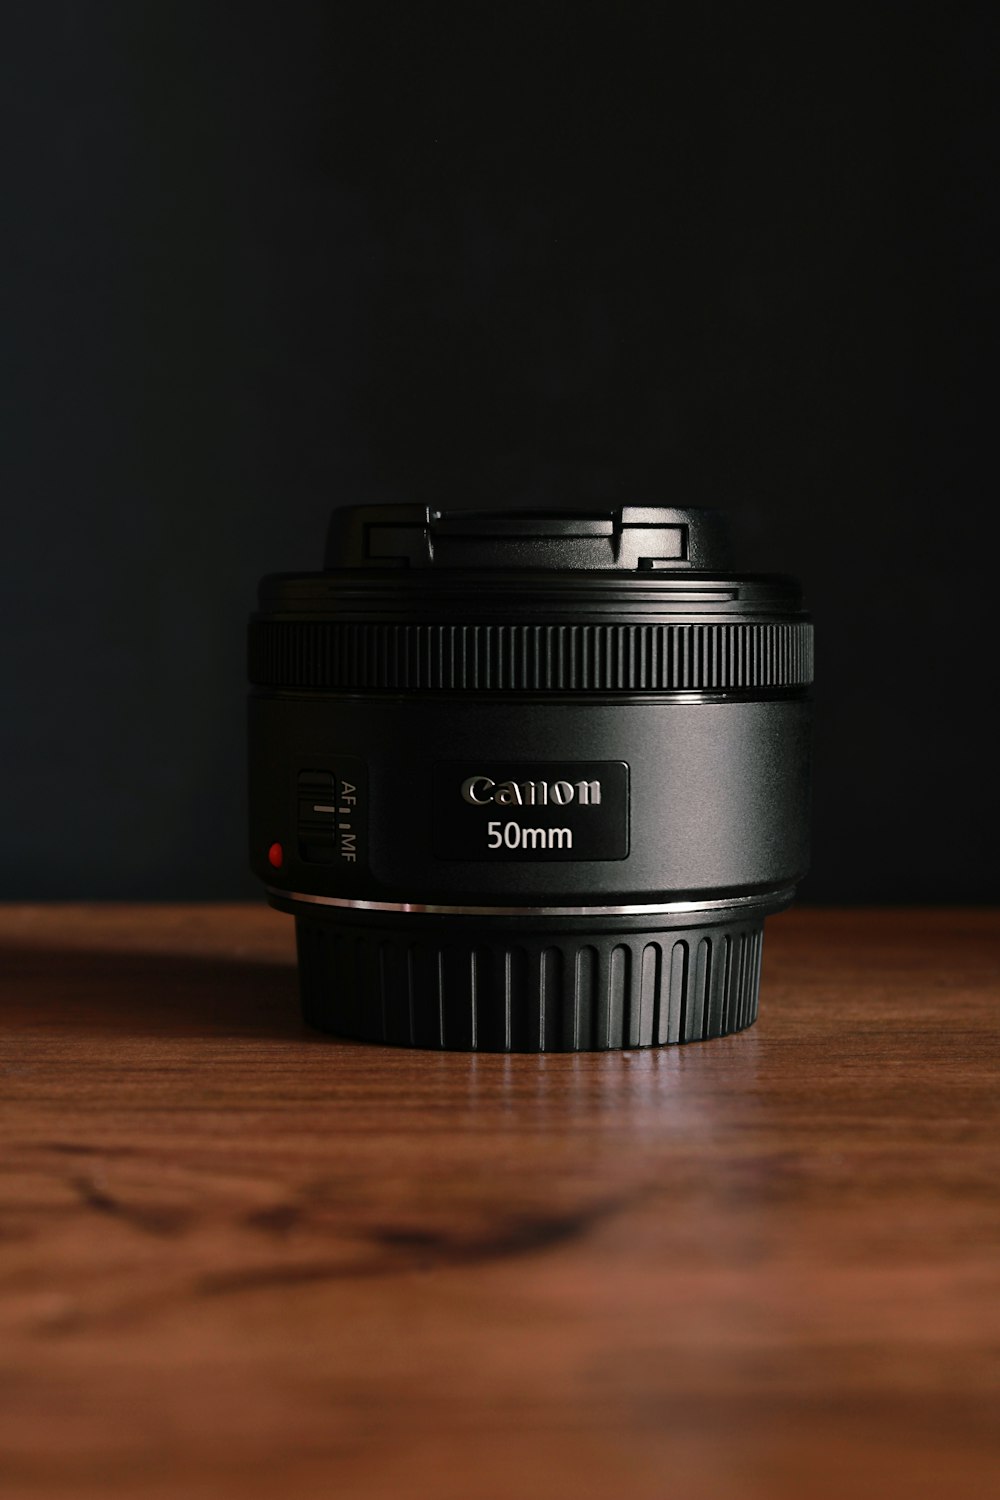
267,842,284,869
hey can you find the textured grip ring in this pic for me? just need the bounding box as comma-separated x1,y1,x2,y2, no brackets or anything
250,619,812,693
295,915,765,1051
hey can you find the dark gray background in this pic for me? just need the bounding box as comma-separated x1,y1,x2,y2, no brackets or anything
2,4,995,901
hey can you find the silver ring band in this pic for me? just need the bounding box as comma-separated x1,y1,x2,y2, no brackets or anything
266,886,793,918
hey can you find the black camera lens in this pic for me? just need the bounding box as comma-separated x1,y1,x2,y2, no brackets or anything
248,504,812,1051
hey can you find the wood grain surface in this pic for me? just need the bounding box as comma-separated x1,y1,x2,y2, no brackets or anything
0,905,998,1500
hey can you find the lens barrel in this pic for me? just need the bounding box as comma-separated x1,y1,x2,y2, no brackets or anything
248,505,811,1050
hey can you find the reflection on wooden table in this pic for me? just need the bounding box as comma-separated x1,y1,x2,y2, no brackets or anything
0,905,997,1500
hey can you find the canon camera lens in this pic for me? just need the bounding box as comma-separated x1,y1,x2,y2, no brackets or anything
248,504,812,1050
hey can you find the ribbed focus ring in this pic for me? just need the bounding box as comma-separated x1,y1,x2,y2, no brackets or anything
295,917,764,1051
250,620,813,692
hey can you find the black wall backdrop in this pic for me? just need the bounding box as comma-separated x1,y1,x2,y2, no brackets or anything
2,4,996,901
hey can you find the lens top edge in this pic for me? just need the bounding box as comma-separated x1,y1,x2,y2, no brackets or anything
255,571,805,619
323,503,732,573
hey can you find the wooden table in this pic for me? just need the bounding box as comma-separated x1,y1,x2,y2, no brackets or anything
0,905,997,1500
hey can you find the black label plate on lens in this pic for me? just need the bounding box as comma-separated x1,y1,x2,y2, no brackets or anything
433,761,629,861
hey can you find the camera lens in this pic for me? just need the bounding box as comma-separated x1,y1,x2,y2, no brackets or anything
248,504,812,1050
